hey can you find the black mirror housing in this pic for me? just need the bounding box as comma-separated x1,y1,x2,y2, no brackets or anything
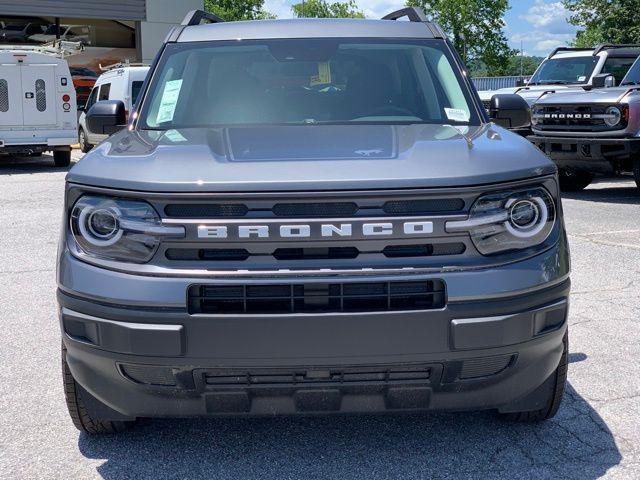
591,73,616,89
489,94,531,130
515,78,525,87
86,100,127,135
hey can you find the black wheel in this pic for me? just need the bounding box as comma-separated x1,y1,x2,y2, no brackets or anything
62,343,136,434
633,158,640,189
53,150,71,167
559,170,593,192
78,128,92,153
500,331,568,422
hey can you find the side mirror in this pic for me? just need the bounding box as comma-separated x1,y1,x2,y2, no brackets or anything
592,74,616,89
86,100,126,135
489,94,531,130
515,78,525,87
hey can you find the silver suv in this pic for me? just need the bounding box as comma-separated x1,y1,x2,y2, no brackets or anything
530,55,640,190
58,8,570,434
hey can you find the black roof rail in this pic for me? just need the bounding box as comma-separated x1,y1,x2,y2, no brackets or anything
181,10,224,26
382,7,445,38
593,44,640,56
382,7,428,22
548,46,593,58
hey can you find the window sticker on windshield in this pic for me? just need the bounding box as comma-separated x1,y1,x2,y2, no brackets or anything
578,75,586,82
310,62,332,86
163,129,187,143
156,79,183,124
444,108,469,122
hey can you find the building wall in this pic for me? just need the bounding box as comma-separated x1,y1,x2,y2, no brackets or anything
139,0,203,63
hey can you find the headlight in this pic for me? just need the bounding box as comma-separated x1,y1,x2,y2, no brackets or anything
446,187,556,255
70,195,184,263
604,106,622,127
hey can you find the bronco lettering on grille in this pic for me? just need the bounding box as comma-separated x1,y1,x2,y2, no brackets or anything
196,221,434,240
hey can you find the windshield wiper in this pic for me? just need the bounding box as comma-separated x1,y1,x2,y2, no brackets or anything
538,80,569,85
621,80,640,86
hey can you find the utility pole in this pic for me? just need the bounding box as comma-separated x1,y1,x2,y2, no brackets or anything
302,0,305,17
520,40,524,77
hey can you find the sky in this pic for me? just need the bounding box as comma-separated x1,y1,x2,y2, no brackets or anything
262,0,579,57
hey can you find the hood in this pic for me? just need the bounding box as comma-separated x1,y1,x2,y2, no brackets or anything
478,85,574,102
67,124,555,193
533,87,633,105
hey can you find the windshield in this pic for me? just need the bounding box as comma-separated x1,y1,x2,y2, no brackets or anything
529,56,598,85
620,58,640,85
140,38,479,129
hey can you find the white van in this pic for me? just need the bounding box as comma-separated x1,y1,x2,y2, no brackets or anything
0,45,78,166
78,65,149,152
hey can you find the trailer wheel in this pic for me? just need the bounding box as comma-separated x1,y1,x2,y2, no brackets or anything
53,150,71,167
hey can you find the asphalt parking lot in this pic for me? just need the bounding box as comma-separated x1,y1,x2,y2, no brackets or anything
0,152,639,480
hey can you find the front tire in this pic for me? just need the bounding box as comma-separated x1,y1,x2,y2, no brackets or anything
78,128,92,153
53,149,71,167
62,343,136,434
559,170,593,192
500,331,568,422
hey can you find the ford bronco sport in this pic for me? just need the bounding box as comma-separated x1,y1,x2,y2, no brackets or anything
478,44,640,110
58,8,570,434
530,55,640,191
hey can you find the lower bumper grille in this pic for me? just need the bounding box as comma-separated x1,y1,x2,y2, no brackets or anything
188,280,446,314
199,364,433,388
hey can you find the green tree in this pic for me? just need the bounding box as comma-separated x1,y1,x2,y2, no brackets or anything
564,0,640,47
406,0,513,76
291,0,364,18
204,0,275,21
505,55,544,76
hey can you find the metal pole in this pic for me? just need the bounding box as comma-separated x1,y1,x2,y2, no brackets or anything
302,0,305,17
520,40,524,77
55,17,60,40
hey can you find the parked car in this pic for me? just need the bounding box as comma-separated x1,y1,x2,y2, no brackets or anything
59,8,570,434
0,22,47,43
77,64,149,152
0,44,78,165
70,67,98,107
529,55,640,191
479,45,640,109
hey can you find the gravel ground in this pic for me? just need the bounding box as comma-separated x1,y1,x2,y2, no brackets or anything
0,152,638,479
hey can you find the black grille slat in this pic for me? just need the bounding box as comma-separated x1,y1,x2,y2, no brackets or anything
188,280,446,314
201,365,432,387
383,199,465,214
273,202,358,217
164,204,248,218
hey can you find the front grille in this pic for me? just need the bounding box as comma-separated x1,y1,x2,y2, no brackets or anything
167,242,466,262
533,104,621,132
163,197,466,219
199,364,433,388
188,280,446,314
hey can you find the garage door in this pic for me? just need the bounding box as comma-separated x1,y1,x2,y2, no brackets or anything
0,0,147,21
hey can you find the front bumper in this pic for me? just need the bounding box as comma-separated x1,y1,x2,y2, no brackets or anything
58,239,570,418
528,134,640,171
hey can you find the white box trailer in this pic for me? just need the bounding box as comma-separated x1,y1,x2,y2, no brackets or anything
0,42,79,166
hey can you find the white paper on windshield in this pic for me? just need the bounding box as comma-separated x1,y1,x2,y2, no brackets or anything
156,79,183,124
164,129,187,142
444,108,470,122
577,75,586,82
